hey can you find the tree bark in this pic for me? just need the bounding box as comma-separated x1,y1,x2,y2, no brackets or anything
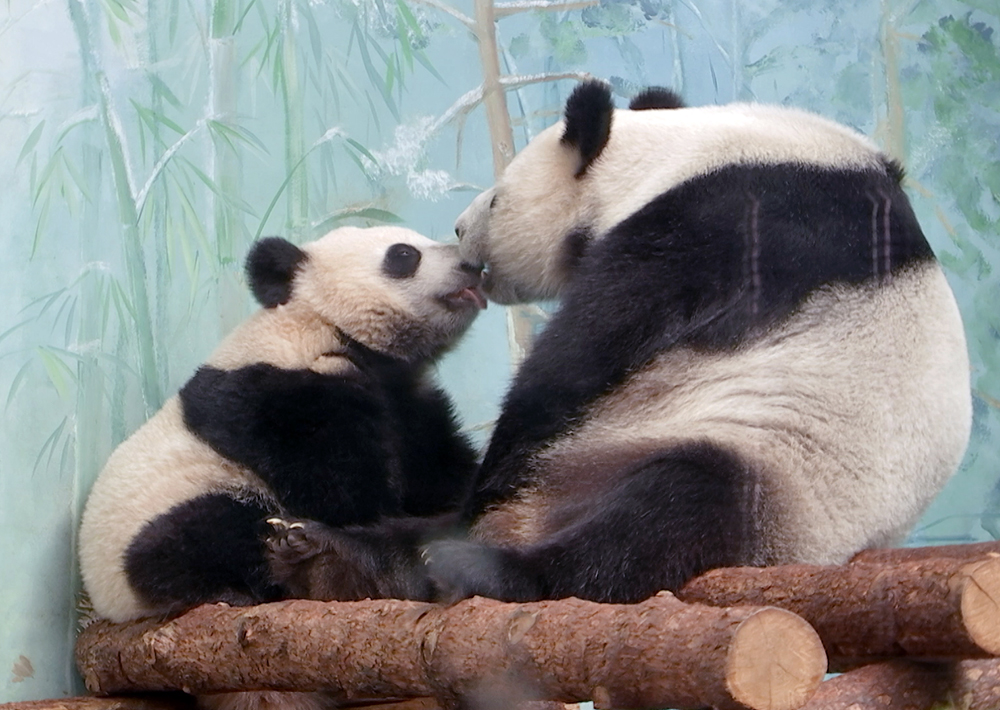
76,595,826,710
799,659,1000,710
850,541,1000,565
0,696,195,710
678,555,1000,670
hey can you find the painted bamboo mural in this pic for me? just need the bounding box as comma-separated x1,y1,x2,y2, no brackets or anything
1,0,998,702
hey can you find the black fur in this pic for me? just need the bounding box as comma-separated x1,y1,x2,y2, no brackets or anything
123,343,479,611
267,512,464,601
124,493,281,612
246,237,308,308
179,348,478,526
469,162,934,517
276,159,935,606
561,80,614,177
429,443,758,603
628,86,685,111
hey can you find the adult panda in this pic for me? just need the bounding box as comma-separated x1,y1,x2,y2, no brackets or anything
78,225,486,623
265,81,971,606
426,80,972,603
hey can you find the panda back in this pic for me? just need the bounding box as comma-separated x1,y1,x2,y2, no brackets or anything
589,105,886,236
528,261,970,564
78,397,271,621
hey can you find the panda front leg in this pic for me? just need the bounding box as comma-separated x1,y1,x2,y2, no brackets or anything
265,513,464,601
425,442,761,604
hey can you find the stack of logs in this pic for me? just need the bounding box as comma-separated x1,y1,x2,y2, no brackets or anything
17,542,1000,710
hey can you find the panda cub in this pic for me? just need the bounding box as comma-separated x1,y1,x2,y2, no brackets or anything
78,226,485,622
266,80,971,606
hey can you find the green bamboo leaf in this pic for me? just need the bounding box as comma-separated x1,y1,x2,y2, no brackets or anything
299,0,324,65
102,0,130,23
52,292,75,337
169,0,180,42
131,99,185,136
63,298,77,345
313,206,403,235
146,71,183,110
105,11,124,47
31,199,51,258
354,22,399,119
364,91,383,134
207,119,269,155
33,147,62,206
0,318,34,350
37,347,76,401
136,108,148,160
395,6,414,71
56,106,100,143
6,360,34,412
414,48,446,85
17,120,45,169
345,137,379,166
342,144,375,182
242,37,265,68
178,157,259,216
386,56,396,96
171,172,216,273
396,0,424,42
233,0,259,33
33,417,68,476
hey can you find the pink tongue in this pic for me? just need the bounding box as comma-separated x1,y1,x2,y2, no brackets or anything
460,286,488,310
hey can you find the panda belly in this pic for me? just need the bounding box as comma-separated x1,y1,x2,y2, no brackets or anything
474,263,970,564
78,397,273,622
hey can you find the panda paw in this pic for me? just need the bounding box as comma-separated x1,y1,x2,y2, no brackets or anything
265,517,328,580
264,517,389,601
422,539,541,604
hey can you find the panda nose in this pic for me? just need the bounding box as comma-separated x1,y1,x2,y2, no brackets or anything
460,261,484,278
455,225,464,242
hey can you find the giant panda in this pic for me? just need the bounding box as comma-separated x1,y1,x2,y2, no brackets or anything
265,80,972,606
78,225,486,623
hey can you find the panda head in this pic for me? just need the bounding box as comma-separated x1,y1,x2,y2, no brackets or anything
246,226,486,363
456,81,686,304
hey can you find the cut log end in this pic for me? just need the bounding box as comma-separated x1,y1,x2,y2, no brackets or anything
726,608,827,710
961,557,1000,656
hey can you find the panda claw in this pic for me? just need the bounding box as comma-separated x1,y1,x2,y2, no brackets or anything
266,517,289,530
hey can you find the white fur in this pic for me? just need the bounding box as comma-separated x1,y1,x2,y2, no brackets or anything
456,95,971,568
79,226,481,623
457,103,885,304
78,398,271,621
478,264,971,563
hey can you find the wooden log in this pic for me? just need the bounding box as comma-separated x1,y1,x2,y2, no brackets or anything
76,594,827,710
799,658,1000,710
678,555,1000,670
850,540,1000,565
0,696,195,710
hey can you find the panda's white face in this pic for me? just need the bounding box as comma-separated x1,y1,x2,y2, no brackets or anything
456,86,884,305
456,124,584,304
298,226,486,362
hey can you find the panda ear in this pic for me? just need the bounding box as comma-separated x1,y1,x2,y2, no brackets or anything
245,237,308,308
561,79,614,178
629,87,685,111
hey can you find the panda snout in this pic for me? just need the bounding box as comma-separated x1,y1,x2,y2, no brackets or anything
460,261,484,277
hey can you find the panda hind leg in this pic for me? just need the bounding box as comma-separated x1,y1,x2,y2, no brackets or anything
124,492,280,614
265,513,462,601
426,441,760,604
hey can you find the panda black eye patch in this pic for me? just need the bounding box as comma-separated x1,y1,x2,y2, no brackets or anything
383,243,422,279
